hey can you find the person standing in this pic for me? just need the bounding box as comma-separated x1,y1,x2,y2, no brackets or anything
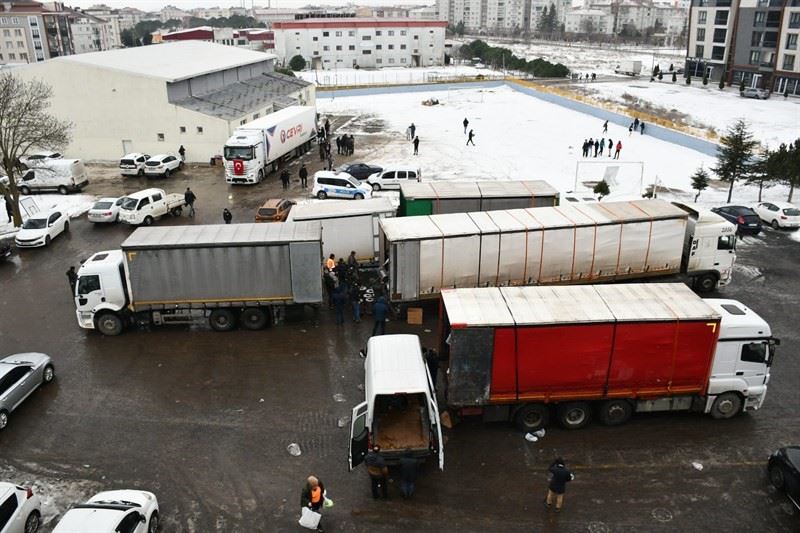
614,140,622,160
602,120,608,134
4,196,13,223
332,287,347,326
628,123,634,136
409,123,416,139
299,163,308,188
463,117,469,134
412,136,420,156
640,121,646,135
598,139,604,156
327,152,335,171
325,253,336,271
178,145,186,161
347,250,358,267
633,117,640,130
350,284,361,323
348,134,355,155
280,168,290,190
365,445,389,499
581,140,588,158
466,129,475,146
323,270,336,310
399,451,420,499
607,138,613,157
222,208,232,224
544,457,574,512
300,475,326,532
335,136,342,155
184,187,196,217
372,295,388,336
324,118,331,138
593,139,599,157
66,266,78,296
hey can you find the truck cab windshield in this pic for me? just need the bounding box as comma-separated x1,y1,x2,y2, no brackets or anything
717,235,736,250
224,146,253,161
120,197,138,210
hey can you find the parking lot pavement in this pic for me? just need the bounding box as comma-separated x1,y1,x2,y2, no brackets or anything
1,161,799,531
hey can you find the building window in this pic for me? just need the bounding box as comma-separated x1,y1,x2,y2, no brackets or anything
253,113,260,119
0,18,6,24
322,31,329,37
413,35,419,40
749,50,761,65
388,30,394,36
312,36,318,41
336,45,342,51
240,120,246,125
335,31,342,37
16,41,23,48
349,45,355,50
313,50,319,55
376,30,382,36
783,54,795,70
711,46,725,60
19,52,26,60
400,44,406,50
388,58,395,63
764,31,778,48
348,30,355,36
714,11,728,25
697,11,707,24
362,50,371,55
751,31,763,47
696,28,705,41
376,58,382,64
376,44,382,50
713,28,726,43
179,126,186,133
2,30,9,37
295,32,299,35
197,127,203,134
362,35,371,40
388,44,394,50
8,53,14,60
754,11,766,26
323,45,329,51
787,34,798,50
400,30,407,36
790,13,800,28
157,133,165,141
695,45,705,57
10,18,18,24
401,57,407,63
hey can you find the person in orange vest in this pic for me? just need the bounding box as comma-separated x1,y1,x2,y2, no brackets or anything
301,475,326,531
325,254,336,271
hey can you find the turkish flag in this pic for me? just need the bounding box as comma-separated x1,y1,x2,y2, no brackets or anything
233,159,244,175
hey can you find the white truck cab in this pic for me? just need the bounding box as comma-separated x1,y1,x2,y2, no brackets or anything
349,334,444,471
75,250,128,331
674,202,737,292
117,188,185,226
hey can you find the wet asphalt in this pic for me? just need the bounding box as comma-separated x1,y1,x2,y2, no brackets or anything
0,151,798,532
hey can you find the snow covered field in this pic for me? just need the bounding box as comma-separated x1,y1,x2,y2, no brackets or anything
297,65,504,87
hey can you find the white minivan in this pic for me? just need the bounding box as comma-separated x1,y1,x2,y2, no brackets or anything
16,159,89,195
119,153,151,176
366,166,421,191
349,334,444,470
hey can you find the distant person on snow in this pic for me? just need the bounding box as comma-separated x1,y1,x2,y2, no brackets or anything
409,123,416,139
628,123,634,136
607,138,613,157
640,122,646,135
413,136,420,155
602,120,608,134
466,129,475,146
614,141,622,159
633,117,640,130
463,117,469,134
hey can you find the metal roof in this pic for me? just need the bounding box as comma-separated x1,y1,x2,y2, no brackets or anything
501,285,614,325
365,335,429,396
380,215,443,241
592,283,718,322
478,180,559,198
122,222,321,249
441,288,514,327
400,180,559,200
288,197,395,221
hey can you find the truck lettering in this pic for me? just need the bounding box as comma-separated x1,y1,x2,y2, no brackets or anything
280,124,303,144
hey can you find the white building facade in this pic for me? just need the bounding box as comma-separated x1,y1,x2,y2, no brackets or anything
565,9,614,34
273,18,447,69
69,11,121,53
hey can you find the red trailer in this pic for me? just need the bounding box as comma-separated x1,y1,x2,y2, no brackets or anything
441,283,775,430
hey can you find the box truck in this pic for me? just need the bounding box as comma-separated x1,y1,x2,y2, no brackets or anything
380,199,736,302
287,197,395,265
74,222,323,335
348,334,444,471
399,180,560,217
223,106,316,185
440,284,778,431
614,60,642,76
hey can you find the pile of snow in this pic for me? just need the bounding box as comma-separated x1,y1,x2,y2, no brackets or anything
298,65,504,87
0,193,96,237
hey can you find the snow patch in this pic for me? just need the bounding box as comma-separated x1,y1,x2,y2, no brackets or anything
0,193,96,237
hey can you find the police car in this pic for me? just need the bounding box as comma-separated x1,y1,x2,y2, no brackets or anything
312,171,372,200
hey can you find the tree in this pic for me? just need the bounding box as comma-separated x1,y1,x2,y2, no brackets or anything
120,28,136,47
691,166,710,202
770,140,800,202
593,180,610,199
672,71,677,83
0,73,71,227
746,148,775,202
455,21,465,36
536,6,549,35
713,120,758,203
289,55,306,71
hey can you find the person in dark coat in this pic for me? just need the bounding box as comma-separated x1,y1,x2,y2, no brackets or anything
602,120,608,134
581,140,588,157
640,121,646,135
463,117,469,134
66,266,78,295
593,139,599,157
280,168,290,190
365,445,389,499
607,138,613,157
628,123,634,136
372,295,388,336
336,136,342,155
409,123,416,139
544,457,574,512
299,164,308,188
466,129,475,146
633,117,640,130
184,188,196,217
323,271,336,309
598,139,604,156
327,153,335,171
178,145,186,161
5,196,13,223
400,450,420,498
324,118,331,138
412,136,420,155
588,138,594,156
222,208,232,224
332,287,347,326
348,134,355,155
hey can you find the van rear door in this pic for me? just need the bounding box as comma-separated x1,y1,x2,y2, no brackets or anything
348,401,369,471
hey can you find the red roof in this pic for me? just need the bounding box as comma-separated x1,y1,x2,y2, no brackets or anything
273,18,447,30
162,28,214,41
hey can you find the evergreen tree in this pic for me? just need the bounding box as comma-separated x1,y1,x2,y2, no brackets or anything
713,120,758,203
772,140,800,202
536,6,548,35
690,166,710,202
593,180,610,199
746,148,775,202
289,55,306,71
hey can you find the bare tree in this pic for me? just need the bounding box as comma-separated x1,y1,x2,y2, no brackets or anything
0,72,71,227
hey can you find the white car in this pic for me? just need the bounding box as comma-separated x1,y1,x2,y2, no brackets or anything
52,490,159,533
753,201,800,229
312,171,372,200
14,210,69,248
366,166,421,191
19,151,62,167
87,198,124,224
119,153,151,177
143,154,182,178
0,482,42,533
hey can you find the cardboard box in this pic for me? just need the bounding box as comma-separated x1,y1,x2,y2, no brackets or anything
407,307,423,325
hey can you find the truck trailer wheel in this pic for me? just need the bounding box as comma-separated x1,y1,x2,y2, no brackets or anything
694,273,718,293
209,309,236,332
557,402,592,430
598,399,633,426
240,308,269,330
96,313,124,336
710,392,742,419
514,403,549,432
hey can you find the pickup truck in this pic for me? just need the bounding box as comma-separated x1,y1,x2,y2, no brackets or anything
118,187,186,226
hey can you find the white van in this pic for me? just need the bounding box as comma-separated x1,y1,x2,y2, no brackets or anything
349,334,444,470
366,166,421,191
16,159,89,195
119,153,151,176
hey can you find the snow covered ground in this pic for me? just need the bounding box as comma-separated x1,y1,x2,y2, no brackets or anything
0,193,95,237
297,65,504,87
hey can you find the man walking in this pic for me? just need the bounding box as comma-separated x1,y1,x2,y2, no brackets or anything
66,266,78,296
614,140,622,159
602,120,608,134
640,121,646,135
178,145,186,161
280,168,290,190
466,129,475,146
409,123,416,139
184,187,196,217
222,208,232,224
299,163,308,188
607,138,613,157
324,118,331,138
544,457,574,512
4,196,12,223
372,295,388,336
400,451,420,499
332,287,347,326
463,117,469,134
412,136,420,156
365,445,389,499
327,152,335,171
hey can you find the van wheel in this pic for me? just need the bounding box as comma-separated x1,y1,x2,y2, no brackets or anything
63,221,69,232
0,410,8,430
143,216,154,226
514,403,549,432
57,185,69,195
694,273,717,293
209,309,236,332
598,399,633,426
710,392,742,419
42,364,55,384
354,193,364,200
164,169,171,178
769,464,785,489
240,308,269,330
96,313,124,336
44,236,51,246
372,183,381,191
147,511,159,533
138,168,144,176
317,191,327,199
19,186,30,195
557,402,592,430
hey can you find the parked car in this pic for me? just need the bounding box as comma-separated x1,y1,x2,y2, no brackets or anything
710,205,762,235
337,162,383,180
0,241,11,261
87,198,124,224
52,490,159,533
255,198,294,222
19,151,62,167
14,210,69,248
143,154,182,178
741,87,770,99
753,201,800,230
312,171,372,200
768,446,800,510
118,188,185,226
119,153,151,177
0,352,54,430
0,481,42,533
15,159,89,195
366,166,421,191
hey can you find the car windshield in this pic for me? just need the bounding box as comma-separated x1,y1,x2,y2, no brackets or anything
93,201,113,210
783,208,800,216
224,146,253,161
120,197,138,210
347,177,360,187
22,218,47,229
145,160,161,166
120,159,135,166
258,208,277,216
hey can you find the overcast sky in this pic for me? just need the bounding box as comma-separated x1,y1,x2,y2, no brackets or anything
69,1,421,9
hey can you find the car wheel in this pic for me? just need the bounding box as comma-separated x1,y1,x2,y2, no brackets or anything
556,401,592,430
0,410,8,430
96,313,124,336
694,273,718,294
354,193,364,200
317,191,327,200
138,169,144,176
240,308,269,330
771,219,780,230
598,399,633,426
710,392,742,419
143,215,154,226
19,186,30,195
63,220,69,232
24,510,40,533
42,364,55,384
769,464,786,490
148,511,159,533
372,183,381,191
514,403,549,432
209,309,236,332
57,185,68,195
44,235,51,246
164,169,171,178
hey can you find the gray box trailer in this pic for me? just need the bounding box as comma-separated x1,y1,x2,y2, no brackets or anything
399,180,559,216
381,199,698,302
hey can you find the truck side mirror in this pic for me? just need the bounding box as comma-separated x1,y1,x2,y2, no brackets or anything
359,349,366,359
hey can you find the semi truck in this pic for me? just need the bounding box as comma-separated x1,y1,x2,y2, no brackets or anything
440,283,778,431
380,199,737,303
286,197,396,265
223,106,316,185
74,222,323,335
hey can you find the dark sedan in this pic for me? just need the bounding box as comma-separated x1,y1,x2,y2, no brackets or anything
337,162,383,180
711,205,762,235
768,446,800,510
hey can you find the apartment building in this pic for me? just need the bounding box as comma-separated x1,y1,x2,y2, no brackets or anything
69,10,120,53
0,1,72,65
565,9,615,34
159,26,274,52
